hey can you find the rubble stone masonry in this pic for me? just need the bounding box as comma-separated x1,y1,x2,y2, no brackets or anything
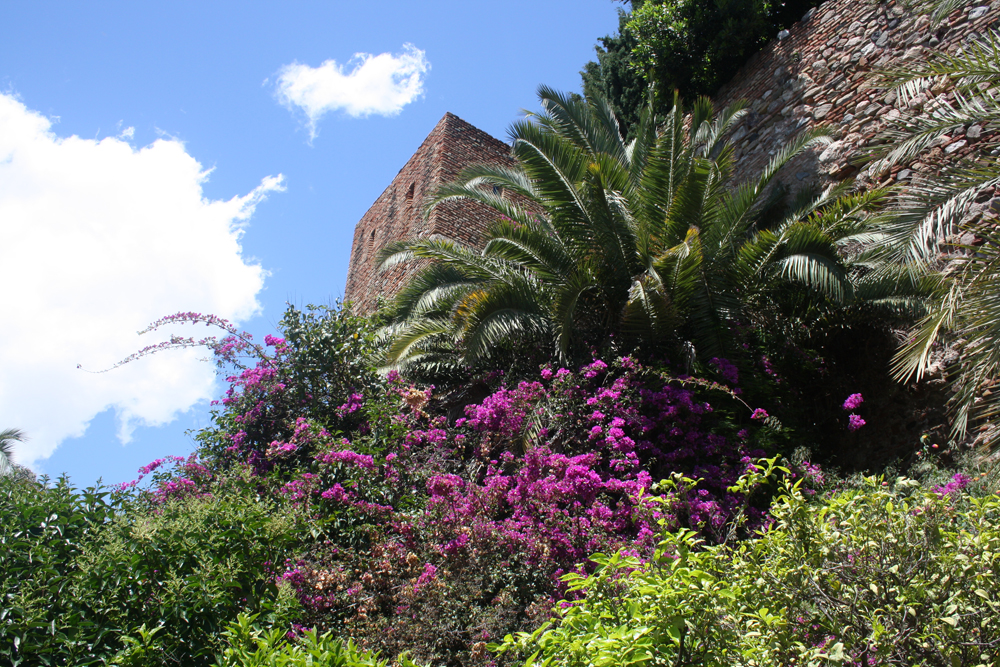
717,0,999,192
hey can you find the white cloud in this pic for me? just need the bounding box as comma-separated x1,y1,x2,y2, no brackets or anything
0,93,283,469
275,43,429,138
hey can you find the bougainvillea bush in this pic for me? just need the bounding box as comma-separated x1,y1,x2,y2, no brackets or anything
156,302,810,665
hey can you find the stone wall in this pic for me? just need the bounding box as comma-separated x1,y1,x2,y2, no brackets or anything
343,113,516,314
716,0,999,193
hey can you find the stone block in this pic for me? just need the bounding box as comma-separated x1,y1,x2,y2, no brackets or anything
813,103,834,120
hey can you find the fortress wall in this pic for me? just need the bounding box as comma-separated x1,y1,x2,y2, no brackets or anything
716,0,999,193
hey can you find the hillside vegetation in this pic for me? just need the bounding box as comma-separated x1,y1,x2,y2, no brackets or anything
4,1,1000,665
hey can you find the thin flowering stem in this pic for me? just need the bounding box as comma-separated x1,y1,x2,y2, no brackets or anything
651,369,754,412
79,311,274,373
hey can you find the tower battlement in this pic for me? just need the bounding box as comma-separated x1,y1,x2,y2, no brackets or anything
344,113,514,314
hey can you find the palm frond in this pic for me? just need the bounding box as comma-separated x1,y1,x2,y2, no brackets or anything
0,428,25,475
381,316,458,368
382,86,899,379
427,174,539,227
549,267,598,363
483,219,574,281
388,263,481,321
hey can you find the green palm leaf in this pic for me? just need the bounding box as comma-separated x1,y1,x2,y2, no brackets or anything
383,86,901,376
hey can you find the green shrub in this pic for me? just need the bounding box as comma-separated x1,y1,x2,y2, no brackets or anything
211,613,424,667
72,469,304,666
0,475,117,666
497,466,1000,665
626,0,819,102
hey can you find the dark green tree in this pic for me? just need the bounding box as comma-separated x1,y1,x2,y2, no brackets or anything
628,0,774,101
584,0,822,115
580,9,648,140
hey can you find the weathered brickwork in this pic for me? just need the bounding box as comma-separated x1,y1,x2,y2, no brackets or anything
717,0,999,192
344,113,516,313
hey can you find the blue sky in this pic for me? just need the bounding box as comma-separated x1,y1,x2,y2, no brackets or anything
0,1,623,487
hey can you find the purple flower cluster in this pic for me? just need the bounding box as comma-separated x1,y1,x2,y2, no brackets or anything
336,392,364,417
413,563,438,592
411,357,768,565
842,394,866,432
318,445,376,470
581,359,609,379
460,380,545,441
932,473,970,497
421,447,658,569
265,418,329,459
280,473,319,502
842,393,864,411
710,357,739,386
119,454,212,502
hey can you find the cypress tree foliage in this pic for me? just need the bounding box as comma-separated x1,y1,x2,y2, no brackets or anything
580,8,648,142
581,0,822,134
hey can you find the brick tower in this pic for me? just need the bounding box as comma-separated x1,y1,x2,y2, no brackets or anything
344,112,515,314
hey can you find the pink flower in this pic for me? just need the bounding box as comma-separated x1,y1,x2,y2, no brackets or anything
847,414,866,431
336,393,364,417
751,408,769,420
842,393,864,411
933,473,970,497
319,449,375,469
414,563,438,592
709,357,739,385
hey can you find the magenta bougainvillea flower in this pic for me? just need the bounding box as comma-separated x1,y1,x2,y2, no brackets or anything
847,414,866,431
842,393,864,411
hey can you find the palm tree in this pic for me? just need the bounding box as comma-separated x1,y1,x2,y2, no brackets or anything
380,87,907,375
0,428,26,476
870,25,1000,448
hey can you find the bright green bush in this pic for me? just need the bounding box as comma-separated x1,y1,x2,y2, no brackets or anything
211,613,424,667
72,469,304,666
0,475,117,666
0,467,304,666
496,467,1000,666
626,0,818,101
